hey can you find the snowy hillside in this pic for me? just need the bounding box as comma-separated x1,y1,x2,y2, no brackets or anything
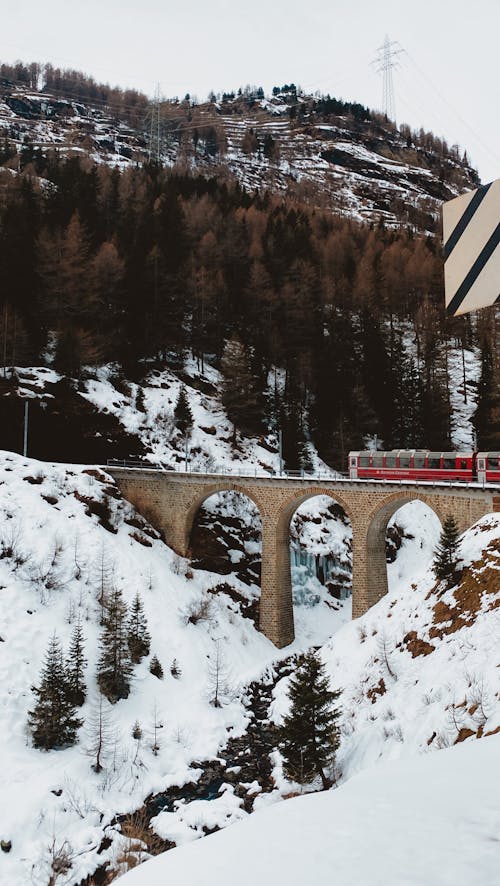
0,451,348,885
119,732,500,886
272,509,500,787
119,507,500,886
1,448,499,884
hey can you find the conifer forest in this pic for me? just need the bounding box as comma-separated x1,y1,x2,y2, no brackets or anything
2,155,497,469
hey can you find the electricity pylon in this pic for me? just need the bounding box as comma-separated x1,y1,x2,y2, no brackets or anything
372,35,403,122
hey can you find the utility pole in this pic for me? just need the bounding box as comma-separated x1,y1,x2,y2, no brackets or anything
23,400,29,457
372,35,403,122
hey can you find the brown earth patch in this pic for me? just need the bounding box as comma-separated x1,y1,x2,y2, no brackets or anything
367,678,386,704
485,725,500,737
403,631,435,658
454,727,475,744
430,547,500,638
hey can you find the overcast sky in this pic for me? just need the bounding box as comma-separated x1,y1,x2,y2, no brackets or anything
2,0,499,183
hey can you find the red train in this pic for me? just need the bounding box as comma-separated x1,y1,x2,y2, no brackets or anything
348,451,500,484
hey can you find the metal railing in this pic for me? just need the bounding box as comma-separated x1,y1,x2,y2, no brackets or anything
105,459,498,489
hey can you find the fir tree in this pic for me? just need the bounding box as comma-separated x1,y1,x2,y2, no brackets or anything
279,650,341,789
28,634,82,750
433,515,461,583
66,619,87,706
149,655,164,679
174,385,194,435
97,589,132,702
170,658,181,679
127,592,151,663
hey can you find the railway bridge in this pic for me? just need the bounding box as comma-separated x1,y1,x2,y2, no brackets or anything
106,466,500,648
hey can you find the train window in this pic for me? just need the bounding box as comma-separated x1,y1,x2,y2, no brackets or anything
399,455,410,468
414,454,426,468
385,455,396,468
443,458,456,470
488,456,498,470
373,455,383,468
460,460,468,470
428,454,440,469
359,456,370,467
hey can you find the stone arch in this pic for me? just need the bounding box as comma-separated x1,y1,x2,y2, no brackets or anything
186,484,263,589
287,490,353,607
258,489,355,648
357,492,444,616
183,483,264,556
276,487,355,537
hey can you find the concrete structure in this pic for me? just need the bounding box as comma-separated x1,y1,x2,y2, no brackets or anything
107,468,500,648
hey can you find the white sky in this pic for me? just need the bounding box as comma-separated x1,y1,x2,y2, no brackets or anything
2,0,499,183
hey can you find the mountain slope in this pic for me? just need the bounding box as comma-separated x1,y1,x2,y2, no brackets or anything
0,71,479,230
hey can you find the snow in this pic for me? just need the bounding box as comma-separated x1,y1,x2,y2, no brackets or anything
448,345,480,448
119,733,500,886
0,450,348,884
0,350,497,884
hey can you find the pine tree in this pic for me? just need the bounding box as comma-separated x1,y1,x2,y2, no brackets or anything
127,592,151,663
433,515,461,583
170,658,181,679
66,619,87,706
173,385,193,435
97,589,132,702
279,651,341,789
149,655,163,679
28,634,82,750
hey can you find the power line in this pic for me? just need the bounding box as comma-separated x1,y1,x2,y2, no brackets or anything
402,50,500,170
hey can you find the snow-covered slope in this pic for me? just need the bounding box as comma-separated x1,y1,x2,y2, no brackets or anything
0,451,347,885
1,449,499,884
271,509,500,787
119,732,500,886
120,508,500,886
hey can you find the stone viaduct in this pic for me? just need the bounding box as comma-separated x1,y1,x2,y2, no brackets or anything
106,467,500,648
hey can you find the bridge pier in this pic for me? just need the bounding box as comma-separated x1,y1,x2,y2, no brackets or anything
260,516,294,648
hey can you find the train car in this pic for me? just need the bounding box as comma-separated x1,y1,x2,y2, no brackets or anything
348,450,475,482
477,452,500,484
